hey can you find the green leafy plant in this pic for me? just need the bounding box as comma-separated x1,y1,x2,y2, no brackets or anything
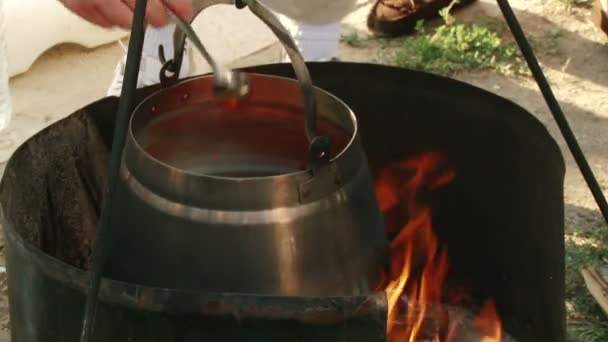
395,1,524,75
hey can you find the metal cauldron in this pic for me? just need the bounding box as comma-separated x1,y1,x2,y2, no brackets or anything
106,0,388,296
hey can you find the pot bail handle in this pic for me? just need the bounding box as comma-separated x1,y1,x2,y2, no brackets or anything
242,0,323,153
161,0,331,168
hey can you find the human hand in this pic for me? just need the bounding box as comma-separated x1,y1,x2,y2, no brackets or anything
59,0,193,29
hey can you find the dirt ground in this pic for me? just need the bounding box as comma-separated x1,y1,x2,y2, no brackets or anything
0,0,606,341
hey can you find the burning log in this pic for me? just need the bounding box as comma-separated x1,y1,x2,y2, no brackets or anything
391,298,518,342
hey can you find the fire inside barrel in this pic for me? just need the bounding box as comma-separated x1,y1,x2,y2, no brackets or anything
376,152,502,341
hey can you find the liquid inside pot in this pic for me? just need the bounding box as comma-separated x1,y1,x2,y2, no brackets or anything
137,100,352,178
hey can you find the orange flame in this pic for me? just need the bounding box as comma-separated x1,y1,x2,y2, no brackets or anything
375,152,502,341
474,300,503,342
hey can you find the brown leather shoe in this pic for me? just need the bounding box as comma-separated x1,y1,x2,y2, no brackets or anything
592,0,608,37
367,0,478,37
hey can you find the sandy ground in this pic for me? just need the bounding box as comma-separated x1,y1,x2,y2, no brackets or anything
0,0,606,340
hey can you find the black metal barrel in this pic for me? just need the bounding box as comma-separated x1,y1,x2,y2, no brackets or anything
0,63,565,342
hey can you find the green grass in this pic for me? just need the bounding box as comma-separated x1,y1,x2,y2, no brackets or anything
566,221,608,341
393,3,526,76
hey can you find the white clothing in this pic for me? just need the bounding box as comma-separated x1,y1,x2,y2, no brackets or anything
262,0,357,25
0,0,11,131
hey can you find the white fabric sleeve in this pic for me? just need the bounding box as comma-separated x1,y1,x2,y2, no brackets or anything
260,0,358,25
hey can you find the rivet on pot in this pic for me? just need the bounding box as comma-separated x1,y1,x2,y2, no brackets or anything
301,187,311,199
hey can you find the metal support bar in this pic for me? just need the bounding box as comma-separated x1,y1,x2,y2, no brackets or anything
78,0,149,341
497,0,608,224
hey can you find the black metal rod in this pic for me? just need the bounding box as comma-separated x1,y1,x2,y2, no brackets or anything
79,0,149,341
497,0,608,224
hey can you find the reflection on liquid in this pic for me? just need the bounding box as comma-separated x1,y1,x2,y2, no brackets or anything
141,100,352,177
